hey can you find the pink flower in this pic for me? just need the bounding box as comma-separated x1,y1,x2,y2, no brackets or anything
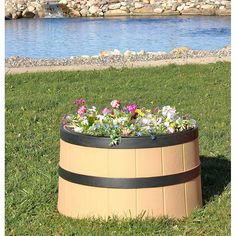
167,127,175,133
102,107,111,115
77,105,87,116
126,104,138,113
75,98,86,107
111,100,121,109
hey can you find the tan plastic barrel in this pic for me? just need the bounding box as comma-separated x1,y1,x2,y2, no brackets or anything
57,126,202,219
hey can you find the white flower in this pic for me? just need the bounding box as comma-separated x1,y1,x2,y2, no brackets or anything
118,117,128,123
142,118,150,125
97,115,105,121
74,127,83,133
162,106,176,117
82,119,89,126
167,111,177,121
164,121,170,127
162,106,171,116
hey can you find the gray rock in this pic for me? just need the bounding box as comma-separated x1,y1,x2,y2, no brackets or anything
27,5,35,12
181,8,202,14
112,49,121,56
154,7,163,13
89,5,99,14
201,4,215,9
171,3,178,11
80,8,88,16
134,2,144,8
105,9,128,15
108,3,121,9
177,4,185,11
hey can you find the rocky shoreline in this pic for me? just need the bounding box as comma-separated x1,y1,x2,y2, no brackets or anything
5,46,231,69
5,0,231,20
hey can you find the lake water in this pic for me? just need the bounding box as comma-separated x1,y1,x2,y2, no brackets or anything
5,16,231,59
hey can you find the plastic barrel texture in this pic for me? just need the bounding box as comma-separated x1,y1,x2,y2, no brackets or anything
57,126,202,219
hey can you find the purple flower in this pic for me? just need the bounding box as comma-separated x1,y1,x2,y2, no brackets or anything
77,105,87,116
75,98,86,107
126,104,138,113
102,107,111,115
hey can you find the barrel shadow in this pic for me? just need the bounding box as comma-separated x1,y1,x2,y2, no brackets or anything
200,155,231,204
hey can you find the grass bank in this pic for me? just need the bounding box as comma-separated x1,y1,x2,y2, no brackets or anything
5,62,231,235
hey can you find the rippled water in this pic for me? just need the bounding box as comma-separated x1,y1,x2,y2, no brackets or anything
5,16,231,59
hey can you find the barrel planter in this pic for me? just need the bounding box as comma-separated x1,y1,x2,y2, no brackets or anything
58,125,202,219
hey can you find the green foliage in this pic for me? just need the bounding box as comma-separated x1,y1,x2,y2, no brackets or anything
5,62,231,235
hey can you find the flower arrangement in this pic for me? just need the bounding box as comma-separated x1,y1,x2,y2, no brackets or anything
62,98,197,146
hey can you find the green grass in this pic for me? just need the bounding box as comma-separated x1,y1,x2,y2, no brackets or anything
5,62,231,235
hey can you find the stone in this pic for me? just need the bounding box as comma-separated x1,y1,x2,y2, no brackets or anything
183,5,191,10
80,8,88,16
22,9,35,17
154,7,163,13
225,3,231,9
27,5,35,12
70,8,81,16
219,6,225,10
59,0,68,4
16,11,22,17
17,3,25,10
161,10,180,15
201,8,215,15
150,0,156,4
181,8,201,14
215,8,231,15
124,50,133,57
5,10,12,19
108,0,120,3
189,3,196,8
177,4,185,11
108,3,121,9
89,5,99,14
121,2,127,6
171,47,190,54
120,6,129,11
133,6,154,14
221,1,231,6
143,0,150,3
134,2,144,9
112,49,121,56
12,12,18,19
104,9,128,16
37,10,45,17
171,3,178,11
201,4,214,9
137,49,145,56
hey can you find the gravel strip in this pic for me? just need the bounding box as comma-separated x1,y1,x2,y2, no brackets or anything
5,46,231,69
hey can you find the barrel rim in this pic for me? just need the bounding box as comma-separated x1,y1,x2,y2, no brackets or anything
60,124,198,149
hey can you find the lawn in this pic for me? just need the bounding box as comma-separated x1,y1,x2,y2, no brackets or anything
5,62,231,235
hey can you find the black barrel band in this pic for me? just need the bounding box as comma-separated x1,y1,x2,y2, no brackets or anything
60,125,198,149
58,165,201,189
